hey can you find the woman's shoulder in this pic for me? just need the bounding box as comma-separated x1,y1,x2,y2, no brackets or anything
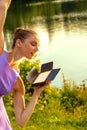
0,49,6,56
0,50,7,64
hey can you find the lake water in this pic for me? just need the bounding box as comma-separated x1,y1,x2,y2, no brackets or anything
5,0,87,88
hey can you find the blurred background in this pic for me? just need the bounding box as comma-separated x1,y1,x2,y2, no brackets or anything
4,0,87,88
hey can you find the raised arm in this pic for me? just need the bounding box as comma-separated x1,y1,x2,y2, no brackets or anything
0,0,11,55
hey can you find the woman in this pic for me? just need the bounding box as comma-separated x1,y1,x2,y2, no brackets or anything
0,0,49,129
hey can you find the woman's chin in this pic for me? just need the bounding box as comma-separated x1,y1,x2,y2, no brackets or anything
27,55,33,60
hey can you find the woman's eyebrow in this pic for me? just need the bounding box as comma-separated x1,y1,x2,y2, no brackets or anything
32,40,39,45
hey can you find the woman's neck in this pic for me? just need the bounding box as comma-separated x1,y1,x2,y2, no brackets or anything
7,50,23,69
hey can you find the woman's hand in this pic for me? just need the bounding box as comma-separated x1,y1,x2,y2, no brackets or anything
33,82,50,97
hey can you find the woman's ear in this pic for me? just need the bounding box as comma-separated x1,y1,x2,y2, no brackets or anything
16,39,22,48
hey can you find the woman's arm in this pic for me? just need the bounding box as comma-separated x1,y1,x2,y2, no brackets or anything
0,0,11,54
13,76,47,127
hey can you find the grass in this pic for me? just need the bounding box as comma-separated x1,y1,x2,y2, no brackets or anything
5,93,87,130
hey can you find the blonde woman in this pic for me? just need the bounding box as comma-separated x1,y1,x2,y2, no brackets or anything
0,0,49,129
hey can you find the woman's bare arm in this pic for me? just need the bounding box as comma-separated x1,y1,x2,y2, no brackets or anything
0,0,11,54
13,76,47,127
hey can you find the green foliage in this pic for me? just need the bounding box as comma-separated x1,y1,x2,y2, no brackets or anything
59,74,87,112
4,62,87,130
19,59,40,95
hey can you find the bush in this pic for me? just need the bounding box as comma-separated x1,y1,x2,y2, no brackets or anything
59,75,87,112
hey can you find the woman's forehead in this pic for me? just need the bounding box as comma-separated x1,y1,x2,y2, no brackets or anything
28,35,40,45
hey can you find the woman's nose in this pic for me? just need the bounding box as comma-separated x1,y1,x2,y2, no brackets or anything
35,46,39,52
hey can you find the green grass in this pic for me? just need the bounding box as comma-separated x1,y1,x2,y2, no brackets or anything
4,60,87,130
5,93,87,130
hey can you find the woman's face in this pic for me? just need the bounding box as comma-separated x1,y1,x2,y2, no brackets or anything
20,35,39,59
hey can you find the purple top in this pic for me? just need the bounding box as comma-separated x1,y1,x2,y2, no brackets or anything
0,50,19,96
0,50,19,130
0,97,13,130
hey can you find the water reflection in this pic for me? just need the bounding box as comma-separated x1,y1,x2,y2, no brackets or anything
4,0,87,88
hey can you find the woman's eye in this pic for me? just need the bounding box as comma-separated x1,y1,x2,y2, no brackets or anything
31,42,37,46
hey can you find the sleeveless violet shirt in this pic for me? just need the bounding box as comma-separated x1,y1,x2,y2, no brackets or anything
0,50,19,130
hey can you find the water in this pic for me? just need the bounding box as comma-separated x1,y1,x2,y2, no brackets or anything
4,0,87,88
